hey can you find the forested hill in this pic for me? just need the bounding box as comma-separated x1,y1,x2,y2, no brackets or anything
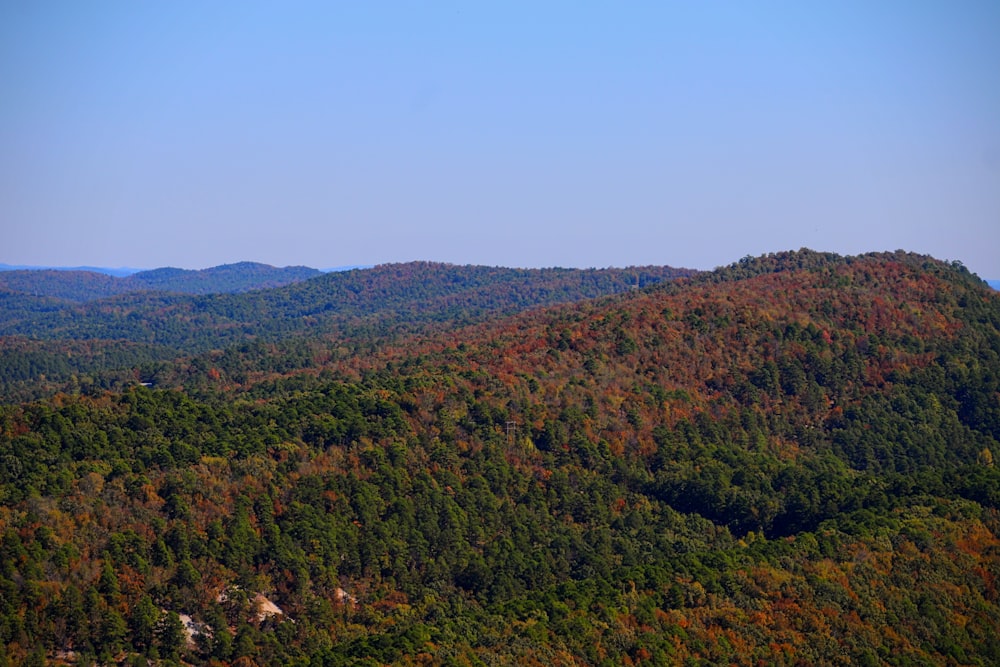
0,262,322,302
1,249,999,665
0,262,694,359
125,262,323,295
0,262,694,400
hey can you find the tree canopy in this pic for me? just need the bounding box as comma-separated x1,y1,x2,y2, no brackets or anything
1,250,998,665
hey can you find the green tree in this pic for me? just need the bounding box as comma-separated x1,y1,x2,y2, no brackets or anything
156,611,186,661
130,594,160,652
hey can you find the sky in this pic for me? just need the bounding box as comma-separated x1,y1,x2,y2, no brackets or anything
2,2,999,277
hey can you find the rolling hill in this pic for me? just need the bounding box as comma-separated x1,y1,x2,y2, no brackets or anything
0,262,323,303
0,263,696,400
0,263,143,277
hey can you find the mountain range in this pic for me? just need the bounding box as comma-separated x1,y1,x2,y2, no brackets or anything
0,263,144,277
0,261,324,300
0,262,696,400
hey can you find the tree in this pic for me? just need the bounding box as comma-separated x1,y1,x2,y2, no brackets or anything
130,595,160,652
156,611,186,661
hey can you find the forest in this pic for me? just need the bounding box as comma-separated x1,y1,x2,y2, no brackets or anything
0,263,694,402
0,263,323,302
1,249,999,665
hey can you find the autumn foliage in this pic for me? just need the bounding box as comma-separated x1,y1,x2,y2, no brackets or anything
1,250,999,665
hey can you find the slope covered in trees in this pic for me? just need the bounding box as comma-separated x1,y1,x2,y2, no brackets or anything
0,262,323,303
125,263,323,296
0,263,694,399
0,250,998,665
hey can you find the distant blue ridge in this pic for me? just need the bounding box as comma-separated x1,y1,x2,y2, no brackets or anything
321,265,374,273
3,262,995,288
1,262,375,276
0,263,144,276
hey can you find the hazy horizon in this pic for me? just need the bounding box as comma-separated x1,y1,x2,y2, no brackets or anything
3,2,998,277
3,251,999,285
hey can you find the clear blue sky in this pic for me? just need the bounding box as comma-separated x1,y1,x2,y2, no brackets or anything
3,1,998,276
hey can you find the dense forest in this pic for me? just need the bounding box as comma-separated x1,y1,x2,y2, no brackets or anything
1,250,999,665
0,263,323,302
0,263,694,401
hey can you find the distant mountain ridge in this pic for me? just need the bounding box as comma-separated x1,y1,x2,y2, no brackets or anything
125,261,322,294
0,261,322,301
0,261,696,398
0,261,696,347
0,263,143,277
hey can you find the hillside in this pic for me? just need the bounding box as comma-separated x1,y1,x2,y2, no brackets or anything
0,263,695,400
124,262,323,295
0,270,123,303
0,262,323,303
1,250,999,665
